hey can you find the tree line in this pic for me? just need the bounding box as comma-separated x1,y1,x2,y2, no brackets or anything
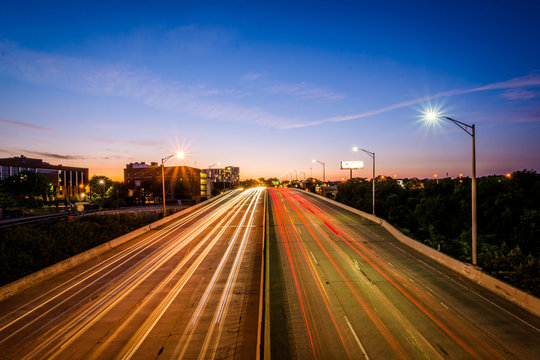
0,212,161,286
336,170,539,296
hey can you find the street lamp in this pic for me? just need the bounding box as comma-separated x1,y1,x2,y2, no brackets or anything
353,146,376,216
162,151,185,216
423,109,477,266
312,159,326,195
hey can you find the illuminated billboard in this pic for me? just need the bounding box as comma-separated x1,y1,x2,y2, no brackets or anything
340,160,364,169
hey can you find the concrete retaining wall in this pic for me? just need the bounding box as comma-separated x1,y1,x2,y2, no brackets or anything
0,196,217,302
301,190,540,318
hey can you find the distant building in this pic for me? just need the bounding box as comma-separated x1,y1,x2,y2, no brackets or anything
124,162,201,202
201,166,240,197
0,155,89,199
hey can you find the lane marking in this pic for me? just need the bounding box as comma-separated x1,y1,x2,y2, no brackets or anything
345,316,370,360
310,250,319,266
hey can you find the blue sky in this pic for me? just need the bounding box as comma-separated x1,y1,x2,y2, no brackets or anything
1,1,539,180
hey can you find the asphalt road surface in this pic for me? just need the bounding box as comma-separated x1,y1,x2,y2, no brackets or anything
0,187,265,359
268,188,540,359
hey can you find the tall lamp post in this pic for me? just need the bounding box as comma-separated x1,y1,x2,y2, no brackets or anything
424,110,477,266
312,159,326,195
161,151,185,216
353,147,375,215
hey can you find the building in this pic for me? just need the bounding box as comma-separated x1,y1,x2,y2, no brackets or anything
124,162,201,203
0,155,89,200
200,166,240,196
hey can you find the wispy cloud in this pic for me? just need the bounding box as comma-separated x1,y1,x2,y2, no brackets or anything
2,41,539,131
0,118,54,131
266,82,345,100
0,40,298,129
501,88,539,100
2,149,127,161
283,73,540,129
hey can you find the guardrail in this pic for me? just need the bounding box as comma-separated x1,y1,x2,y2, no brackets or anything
301,189,540,318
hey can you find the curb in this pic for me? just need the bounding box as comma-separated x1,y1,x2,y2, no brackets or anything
301,189,540,318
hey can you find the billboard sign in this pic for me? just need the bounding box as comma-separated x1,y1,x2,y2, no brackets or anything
340,160,364,169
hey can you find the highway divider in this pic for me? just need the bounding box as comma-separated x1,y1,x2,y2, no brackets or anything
301,190,540,318
257,189,269,360
0,196,219,302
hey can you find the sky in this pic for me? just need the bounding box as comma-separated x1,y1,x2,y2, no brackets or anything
1,1,539,181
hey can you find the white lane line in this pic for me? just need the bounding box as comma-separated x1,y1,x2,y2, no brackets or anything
440,302,449,310
404,255,540,333
345,316,370,360
310,250,319,266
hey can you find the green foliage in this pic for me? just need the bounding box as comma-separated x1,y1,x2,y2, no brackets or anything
336,170,540,296
90,175,113,197
0,170,53,208
0,212,160,286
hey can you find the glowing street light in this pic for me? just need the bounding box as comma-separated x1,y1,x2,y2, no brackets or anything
162,151,185,216
422,109,477,266
353,146,376,215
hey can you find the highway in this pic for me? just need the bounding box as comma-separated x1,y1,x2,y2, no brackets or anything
0,187,265,360
268,188,540,359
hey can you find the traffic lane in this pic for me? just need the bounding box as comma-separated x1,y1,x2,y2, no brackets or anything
0,191,235,346
3,190,262,358
271,188,536,359
269,188,370,359
296,189,540,359
54,188,265,360
153,190,265,360
303,191,540,354
279,189,441,359
0,190,236,321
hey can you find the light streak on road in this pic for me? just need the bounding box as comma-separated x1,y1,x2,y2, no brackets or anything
268,188,540,360
0,188,265,360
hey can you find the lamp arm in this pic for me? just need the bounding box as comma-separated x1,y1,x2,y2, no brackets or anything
443,116,474,137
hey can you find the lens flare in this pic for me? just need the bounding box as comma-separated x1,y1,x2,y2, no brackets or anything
423,106,441,123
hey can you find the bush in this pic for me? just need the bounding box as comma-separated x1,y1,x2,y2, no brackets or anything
0,212,160,286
